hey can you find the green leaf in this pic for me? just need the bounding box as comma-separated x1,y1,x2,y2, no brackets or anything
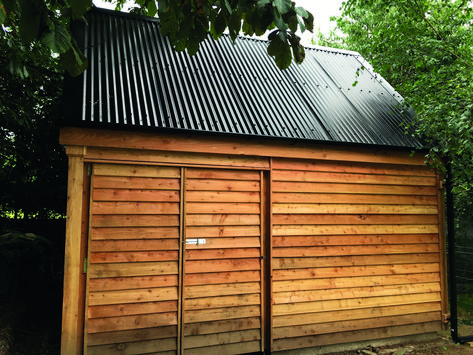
147,0,158,17
69,0,92,19
273,0,291,15
60,43,88,77
228,11,242,41
159,5,178,36
267,31,291,69
211,10,227,38
41,21,72,54
302,10,314,32
19,0,42,44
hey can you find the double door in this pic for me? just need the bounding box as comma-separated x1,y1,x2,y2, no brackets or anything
84,164,265,354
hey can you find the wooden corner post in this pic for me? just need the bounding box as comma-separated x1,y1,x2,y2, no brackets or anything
61,145,87,355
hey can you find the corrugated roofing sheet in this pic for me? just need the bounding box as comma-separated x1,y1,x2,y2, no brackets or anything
62,7,422,149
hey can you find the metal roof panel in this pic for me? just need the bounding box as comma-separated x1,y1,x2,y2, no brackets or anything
62,8,423,149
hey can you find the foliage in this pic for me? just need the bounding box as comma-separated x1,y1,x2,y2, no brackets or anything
0,0,313,73
0,28,67,219
327,0,473,234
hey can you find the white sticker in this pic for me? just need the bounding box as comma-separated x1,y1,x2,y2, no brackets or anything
186,238,206,245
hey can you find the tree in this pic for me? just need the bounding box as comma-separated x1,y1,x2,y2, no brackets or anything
0,0,314,74
0,25,67,219
323,0,473,235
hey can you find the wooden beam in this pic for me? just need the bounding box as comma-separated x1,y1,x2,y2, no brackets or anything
60,127,427,166
61,146,86,355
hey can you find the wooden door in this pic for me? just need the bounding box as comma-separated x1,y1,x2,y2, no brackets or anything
182,168,265,354
85,164,182,355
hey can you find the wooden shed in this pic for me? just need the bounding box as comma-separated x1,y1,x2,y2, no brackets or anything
60,8,448,355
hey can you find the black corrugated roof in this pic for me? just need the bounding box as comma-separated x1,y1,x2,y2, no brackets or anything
62,7,422,149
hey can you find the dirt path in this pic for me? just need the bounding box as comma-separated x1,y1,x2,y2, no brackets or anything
327,329,473,355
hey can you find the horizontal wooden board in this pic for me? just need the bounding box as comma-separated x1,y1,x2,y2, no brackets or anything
272,182,437,195
88,286,178,306
273,203,438,215
60,127,428,166
185,270,260,286
186,202,260,214
88,275,178,292
93,188,180,203
185,248,261,260
273,283,441,304
272,170,436,186
88,337,177,355
273,312,440,339
183,317,261,336
271,322,442,351
184,329,260,349
88,312,178,333
186,225,260,238
94,178,180,192
86,145,270,169
184,305,260,323
185,258,261,273
185,282,260,299
186,179,260,192
186,214,261,226
273,273,441,292
186,190,260,203
273,292,441,316
88,300,178,318
186,169,261,180
87,325,177,346
272,192,438,205
272,234,439,247
272,244,439,258
184,293,261,310
184,237,261,249
272,214,439,225
91,239,179,252
93,164,181,178
91,215,180,227
273,302,441,328
273,253,440,269
183,340,260,355
272,263,440,281
279,233,440,247
91,227,179,240
88,261,178,278
90,250,178,263
271,158,435,176
92,202,180,215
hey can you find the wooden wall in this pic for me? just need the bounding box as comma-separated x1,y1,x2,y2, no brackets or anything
60,127,446,355
270,158,443,352
86,164,181,354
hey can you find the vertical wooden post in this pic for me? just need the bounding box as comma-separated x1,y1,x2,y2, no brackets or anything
61,146,86,355
437,173,449,329
178,167,186,355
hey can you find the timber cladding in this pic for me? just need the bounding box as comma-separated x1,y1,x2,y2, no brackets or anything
61,128,446,354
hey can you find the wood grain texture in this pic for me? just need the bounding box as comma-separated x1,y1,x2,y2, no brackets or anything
182,167,263,352
85,163,182,352
270,158,442,352
60,127,428,166
59,137,445,353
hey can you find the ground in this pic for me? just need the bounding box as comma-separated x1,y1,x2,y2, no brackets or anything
325,327,473,355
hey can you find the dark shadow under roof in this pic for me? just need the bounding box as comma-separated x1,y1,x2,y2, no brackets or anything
62,7,422,149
